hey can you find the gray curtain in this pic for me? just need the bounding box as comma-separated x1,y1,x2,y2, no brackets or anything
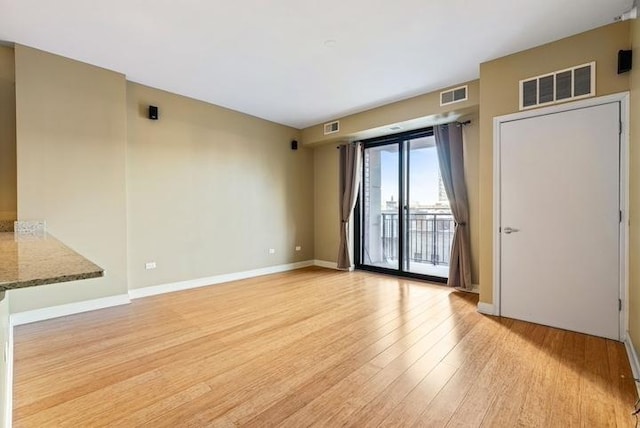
434,123,472,289
337,142,362,270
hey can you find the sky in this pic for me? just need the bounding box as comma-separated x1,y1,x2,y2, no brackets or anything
380,145,441,207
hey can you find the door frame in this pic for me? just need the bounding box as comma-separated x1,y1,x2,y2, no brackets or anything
353,126,449,284
492,92,629,341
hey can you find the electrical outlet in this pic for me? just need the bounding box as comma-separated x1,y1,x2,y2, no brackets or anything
295,246,302,251
145,261,157,270
268,248,276,254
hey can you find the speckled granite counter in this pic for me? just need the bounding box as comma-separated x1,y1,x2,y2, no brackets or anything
0,232,103,293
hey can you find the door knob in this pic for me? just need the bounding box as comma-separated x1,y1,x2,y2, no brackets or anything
503,227,520,234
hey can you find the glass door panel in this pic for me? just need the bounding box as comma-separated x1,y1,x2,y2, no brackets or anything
362,144,399,270
405,136,453,278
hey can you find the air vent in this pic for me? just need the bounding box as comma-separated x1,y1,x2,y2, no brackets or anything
324,120,340,135
519,62,595,110
440,85,468,106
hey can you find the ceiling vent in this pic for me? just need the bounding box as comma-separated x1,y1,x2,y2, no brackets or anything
440,85,468,106
324,120,340,135
519,62,596,110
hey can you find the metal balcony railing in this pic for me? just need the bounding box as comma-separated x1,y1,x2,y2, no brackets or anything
381,212,455,266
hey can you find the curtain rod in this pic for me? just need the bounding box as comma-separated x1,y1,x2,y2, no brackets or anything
335,120,472,147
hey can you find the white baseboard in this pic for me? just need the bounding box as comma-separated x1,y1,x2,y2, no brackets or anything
4,316,13,428
10,294,131,327
129,260,315,300
313,260,339,270
624,333,640,396
477,302,495,316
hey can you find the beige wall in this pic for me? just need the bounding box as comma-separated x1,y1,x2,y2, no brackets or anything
5,43,313,309
313,143,339,263
126,83,313,289
629,19,640,357
10,45,128,312
0,46,16,221
478,22,631,304
302,80,479,146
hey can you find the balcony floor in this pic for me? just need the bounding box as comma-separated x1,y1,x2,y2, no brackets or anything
367,261,449,279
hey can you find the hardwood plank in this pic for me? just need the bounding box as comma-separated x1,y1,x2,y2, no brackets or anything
405,317,514,428
478,323,548,427
580,335,617,428
15,270,388,415
377,315,510,428
239,294,465,427
346,310,496,428
10,267,637,427
147,290,472,426
277,307,479,427
441,319,534,427
544,330,585,428
512,327,565,427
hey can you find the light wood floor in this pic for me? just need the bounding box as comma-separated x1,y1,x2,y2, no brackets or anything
13,268,638,427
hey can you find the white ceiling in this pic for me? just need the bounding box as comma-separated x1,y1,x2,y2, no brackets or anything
0,0,632,129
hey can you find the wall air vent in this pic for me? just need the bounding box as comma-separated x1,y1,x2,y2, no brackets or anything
324,120,340,135
519,62,596,110
440,85,468,106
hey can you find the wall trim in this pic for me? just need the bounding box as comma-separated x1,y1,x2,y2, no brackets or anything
10,294,131,327
313,260,339,270
477,302,495,315
129,260,315,300
624,333,640,396
4,316,13,428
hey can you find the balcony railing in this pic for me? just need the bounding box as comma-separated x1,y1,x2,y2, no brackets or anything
381,212,455,266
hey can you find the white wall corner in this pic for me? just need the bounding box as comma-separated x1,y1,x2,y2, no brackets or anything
10,294,131,326
624,333,640,396
129,260,315,300
477,302,495,316
313,260,339,270
4,317,13,428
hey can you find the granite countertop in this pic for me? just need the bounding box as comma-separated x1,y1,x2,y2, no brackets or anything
0,232,104,292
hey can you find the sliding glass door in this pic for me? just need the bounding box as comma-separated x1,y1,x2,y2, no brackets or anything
355,127,454,282
361,143,400,271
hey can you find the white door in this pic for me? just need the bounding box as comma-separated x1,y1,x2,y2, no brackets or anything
500,102,620,340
